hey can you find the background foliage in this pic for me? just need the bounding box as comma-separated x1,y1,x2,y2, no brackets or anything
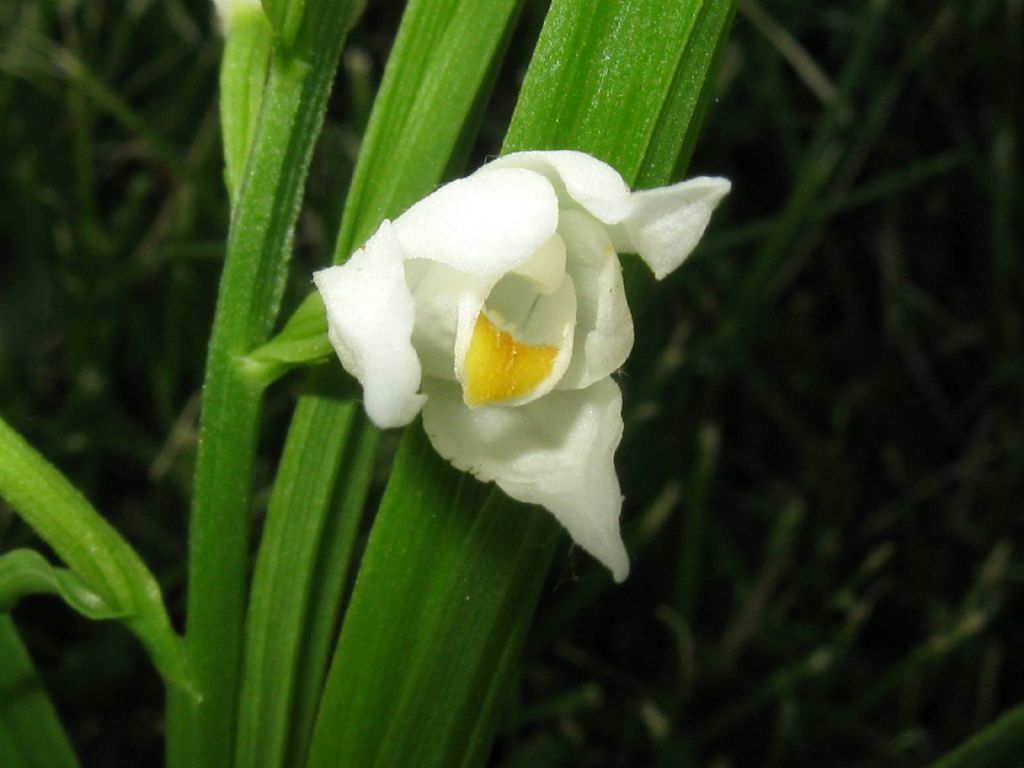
0,0,1021,765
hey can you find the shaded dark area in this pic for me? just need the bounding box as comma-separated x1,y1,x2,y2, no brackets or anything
0,0,1020,766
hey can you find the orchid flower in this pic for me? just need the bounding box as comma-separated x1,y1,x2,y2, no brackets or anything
314,151,729,581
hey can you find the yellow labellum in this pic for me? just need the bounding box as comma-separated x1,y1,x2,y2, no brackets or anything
464,313,557,406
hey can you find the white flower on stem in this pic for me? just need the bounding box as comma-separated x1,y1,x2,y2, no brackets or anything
314,151,729,581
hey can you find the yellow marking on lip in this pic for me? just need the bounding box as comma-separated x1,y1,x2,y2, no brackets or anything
464,313,557,406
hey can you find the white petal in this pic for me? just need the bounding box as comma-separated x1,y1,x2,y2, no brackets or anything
404,259,493,381
313,222,426,428
421,378,630,581
511,234,566,294
486,150,633,224
610,176,731,280
392,166,560,274
455,272,578,407
556,210,634,390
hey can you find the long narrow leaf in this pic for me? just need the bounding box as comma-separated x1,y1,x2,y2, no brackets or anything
927,701,1024,768
282,416,379,768
502,0,733,180
0,617,81,768
306,1,738,766
0,549,122,620
233,390,361,768
0,417,189,691
306,433,556,768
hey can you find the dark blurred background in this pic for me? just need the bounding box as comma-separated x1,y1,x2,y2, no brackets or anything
1,0,1020,765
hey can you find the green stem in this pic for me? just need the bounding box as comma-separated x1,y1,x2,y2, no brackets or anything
168,2,360,762
168,58,305,768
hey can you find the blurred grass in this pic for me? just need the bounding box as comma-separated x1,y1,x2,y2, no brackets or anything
0,0,1021,766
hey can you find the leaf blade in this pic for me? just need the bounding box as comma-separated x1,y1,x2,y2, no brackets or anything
306,1,738,766
0,416,190,692
0,549,123,620
0,616,81,768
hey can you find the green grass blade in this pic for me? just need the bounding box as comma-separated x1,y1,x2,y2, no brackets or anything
724,0,890,338
234,1,525,765
168,2,363,766
926,701,1024,768
0,417,190,692
306,1,737,765
0,617,81,768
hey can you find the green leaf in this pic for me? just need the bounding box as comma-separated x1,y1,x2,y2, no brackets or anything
305,429,557,768
0,417,191,694
502,0,736,183
0,549,123,620
643,0,738,185
242,292,331,385
233,396,375,768
0,616,81,768
306,1,738,765
926,701,1024,768
278,418,380,768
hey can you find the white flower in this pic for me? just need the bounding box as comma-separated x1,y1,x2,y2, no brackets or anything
314,151,729,581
